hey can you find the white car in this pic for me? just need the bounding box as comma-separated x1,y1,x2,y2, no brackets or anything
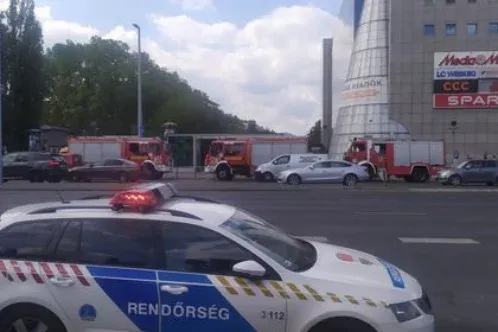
0,183,433,332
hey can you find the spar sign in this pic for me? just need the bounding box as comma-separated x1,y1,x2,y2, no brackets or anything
433,51,498,109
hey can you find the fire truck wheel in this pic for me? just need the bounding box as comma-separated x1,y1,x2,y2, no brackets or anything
365,165,376,180
411,167,429,183
216,166,231,181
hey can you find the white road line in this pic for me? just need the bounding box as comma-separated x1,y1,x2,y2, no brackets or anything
399,237,480,244
295,236,329,242
354,211,427,216
410,188,498,192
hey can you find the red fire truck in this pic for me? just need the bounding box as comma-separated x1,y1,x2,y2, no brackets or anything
204,136,307,180
66,136,171,179
343,138,445,182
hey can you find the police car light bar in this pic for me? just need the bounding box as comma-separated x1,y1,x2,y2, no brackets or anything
109,182,178,213
110,190,159,212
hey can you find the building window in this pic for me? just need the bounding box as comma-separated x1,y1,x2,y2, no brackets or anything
467,23,478,35
445,24,457,36
446,0,455,4
425,0,435,5
468,0,477,3
490,23,498,34
424,24,436,36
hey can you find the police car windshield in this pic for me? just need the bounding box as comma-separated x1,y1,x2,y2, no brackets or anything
222,209,317,272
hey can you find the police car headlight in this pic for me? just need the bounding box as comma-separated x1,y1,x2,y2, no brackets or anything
389,301,421,323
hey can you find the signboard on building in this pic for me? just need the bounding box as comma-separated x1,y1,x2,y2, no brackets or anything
340,77,388,107
433,51,498,109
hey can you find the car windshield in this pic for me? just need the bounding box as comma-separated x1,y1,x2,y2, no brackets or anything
221,209,317,272
457,161,469,168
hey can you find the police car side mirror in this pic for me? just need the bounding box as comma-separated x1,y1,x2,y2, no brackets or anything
308,165,314,170
232,260,266,278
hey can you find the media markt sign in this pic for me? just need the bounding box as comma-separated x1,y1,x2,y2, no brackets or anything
340,77,388,107
434,51,498,69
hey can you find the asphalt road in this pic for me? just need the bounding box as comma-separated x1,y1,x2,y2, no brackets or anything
0,183,497,332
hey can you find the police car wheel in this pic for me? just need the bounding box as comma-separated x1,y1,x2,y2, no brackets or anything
0,304,67,332
309,317,376,332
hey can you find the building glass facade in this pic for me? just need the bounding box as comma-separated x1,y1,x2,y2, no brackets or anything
331,0,498,163
329,0,409,159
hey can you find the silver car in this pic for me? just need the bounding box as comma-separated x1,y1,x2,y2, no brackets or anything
277,160,370,186
436,159,498,186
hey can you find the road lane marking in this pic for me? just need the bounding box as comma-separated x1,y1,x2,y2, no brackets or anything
295,236,329,242
398,237,480,244
354,211,427,216
409,188,498,192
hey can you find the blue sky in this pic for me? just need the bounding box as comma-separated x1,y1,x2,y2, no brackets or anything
30,0,352,134
38,0,343,42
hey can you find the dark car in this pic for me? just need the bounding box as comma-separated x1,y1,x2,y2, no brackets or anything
67,158,141,183
436,159,498,186
2,152,68,183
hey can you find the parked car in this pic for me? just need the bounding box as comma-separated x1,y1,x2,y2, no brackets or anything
67,158,141,183
2,152,68,183
277,160,370,186
436,159,498,185
254,153,328,182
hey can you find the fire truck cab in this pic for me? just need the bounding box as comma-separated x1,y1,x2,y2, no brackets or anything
343,138,445,182
67,136,171,180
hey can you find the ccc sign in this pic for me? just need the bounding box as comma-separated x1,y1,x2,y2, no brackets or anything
434,80,478,94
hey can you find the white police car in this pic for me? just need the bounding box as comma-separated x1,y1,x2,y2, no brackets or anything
0,183,434,332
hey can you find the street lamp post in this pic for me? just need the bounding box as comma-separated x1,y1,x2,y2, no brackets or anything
449,120,458,165
132,23,143,137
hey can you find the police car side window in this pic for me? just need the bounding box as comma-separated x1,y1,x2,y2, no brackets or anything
162,223,255,276
53,221,81,262
79,219,161,269
0,221,57,259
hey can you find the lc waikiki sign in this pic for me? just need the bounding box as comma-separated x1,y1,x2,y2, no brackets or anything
340,77,388,108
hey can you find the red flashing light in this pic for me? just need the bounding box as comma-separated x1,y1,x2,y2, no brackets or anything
48,160,60,167
110,190,158,212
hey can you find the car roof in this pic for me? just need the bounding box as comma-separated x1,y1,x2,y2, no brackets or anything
0,184,237,229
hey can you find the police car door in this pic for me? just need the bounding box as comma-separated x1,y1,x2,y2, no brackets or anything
159,222,287,332
45,218,163,332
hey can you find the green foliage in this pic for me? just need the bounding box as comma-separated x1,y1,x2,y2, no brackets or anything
42,37,273,137
1,0,44,150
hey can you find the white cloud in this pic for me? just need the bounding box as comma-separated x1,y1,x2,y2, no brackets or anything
147,6,353,134
4,1,353,134
169,0,214,11
35,6,99,46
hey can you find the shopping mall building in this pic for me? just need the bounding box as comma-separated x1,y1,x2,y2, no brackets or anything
330,0,498,162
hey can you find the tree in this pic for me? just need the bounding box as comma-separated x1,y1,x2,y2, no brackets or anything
1,0,44,150
43,37,273,137
307,120,322,149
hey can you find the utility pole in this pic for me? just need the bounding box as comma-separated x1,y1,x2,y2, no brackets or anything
132,23,143,137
